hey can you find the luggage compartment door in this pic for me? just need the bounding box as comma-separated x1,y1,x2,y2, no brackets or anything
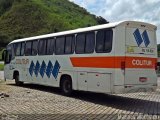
87,73,111,93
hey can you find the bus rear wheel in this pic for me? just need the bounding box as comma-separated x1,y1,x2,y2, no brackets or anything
61,76,72,96
15,74,23,86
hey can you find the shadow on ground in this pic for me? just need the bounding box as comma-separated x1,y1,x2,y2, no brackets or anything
8,83,160,115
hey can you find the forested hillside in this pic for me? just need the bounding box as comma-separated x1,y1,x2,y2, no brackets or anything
0,0,108,47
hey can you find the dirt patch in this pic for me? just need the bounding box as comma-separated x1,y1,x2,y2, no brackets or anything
0,81,10,93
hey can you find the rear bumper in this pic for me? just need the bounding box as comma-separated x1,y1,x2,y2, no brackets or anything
114,84,157,94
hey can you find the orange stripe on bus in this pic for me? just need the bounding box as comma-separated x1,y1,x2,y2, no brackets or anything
70,56,157,69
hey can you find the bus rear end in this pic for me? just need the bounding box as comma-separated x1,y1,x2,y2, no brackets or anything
124,22,157,93
114,21,157,94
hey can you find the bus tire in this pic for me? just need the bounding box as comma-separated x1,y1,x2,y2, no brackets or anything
15,74,23,86
60,76,72,96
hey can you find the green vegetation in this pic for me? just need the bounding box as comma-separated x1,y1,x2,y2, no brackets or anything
0,48,4,61
0,64,4,71
0,0,108,48
0,51,2,61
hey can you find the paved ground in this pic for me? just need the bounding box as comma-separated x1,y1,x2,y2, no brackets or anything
0,71,4,80
0,74,160,119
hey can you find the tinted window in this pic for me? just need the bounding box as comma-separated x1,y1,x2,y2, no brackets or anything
47,38,55,55
96,29,113,53
55,36,65,55
25,41,32,56
21,42,25,56
76,33,85,54
38,39,46,55
32,40,38,56
76,32,95,54
11,44,15,59
5,45,12,64
15,43,21,56
65,35,74,54
85,32,95,53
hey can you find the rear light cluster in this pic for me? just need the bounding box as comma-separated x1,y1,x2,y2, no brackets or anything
121,61,125,70
155,63,158,71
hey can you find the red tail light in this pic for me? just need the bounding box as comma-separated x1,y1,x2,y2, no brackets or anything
121,61,125,70
155,63,158,71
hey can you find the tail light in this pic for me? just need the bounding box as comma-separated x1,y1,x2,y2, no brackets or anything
155,63,158,71
121,61,125,70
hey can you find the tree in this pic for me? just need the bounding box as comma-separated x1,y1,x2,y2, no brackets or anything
96,16,109,24
0,0,14,16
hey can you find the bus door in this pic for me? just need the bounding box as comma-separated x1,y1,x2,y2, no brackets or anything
125,26,157,87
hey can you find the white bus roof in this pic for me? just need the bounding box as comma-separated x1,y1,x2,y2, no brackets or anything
10,20,157,44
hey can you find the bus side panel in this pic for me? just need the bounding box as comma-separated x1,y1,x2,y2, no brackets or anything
113,26,126,93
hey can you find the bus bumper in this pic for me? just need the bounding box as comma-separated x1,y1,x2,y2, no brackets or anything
114,84,157,94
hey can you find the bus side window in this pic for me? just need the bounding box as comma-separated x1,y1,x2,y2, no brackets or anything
75,33,85,54
55,36,65,55
25,41,32,56
11,44,15,59
21,42,25,56
46,38,55,55
85,32,95,53
76,32,95,54
14,42,21,56
65,35,75,54
96,29,113,53
71,36,75,53
38,39,47,55
32,40,38,56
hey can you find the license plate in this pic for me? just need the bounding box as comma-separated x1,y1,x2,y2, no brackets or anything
139,77,147,82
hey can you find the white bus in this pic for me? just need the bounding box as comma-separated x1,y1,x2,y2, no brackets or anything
2,21,157,95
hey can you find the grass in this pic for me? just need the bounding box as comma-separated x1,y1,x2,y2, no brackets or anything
0,49,3,61
0,48,4,61
0,64,4,71
0,52,1,61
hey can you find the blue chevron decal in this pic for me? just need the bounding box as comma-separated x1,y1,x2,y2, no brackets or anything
52,61,61,79
46,61,53,78
34,61,40,77
29,60,61,79
29,61,35,76
40,61,46,78
133,29,150,47
133,29,143,47
142,30,150,47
